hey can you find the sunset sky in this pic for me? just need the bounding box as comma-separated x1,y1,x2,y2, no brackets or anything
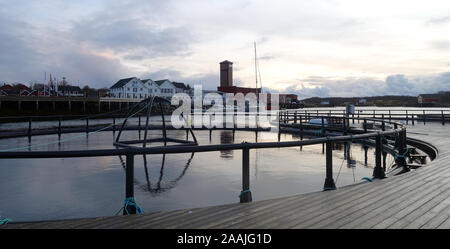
1,0,450,98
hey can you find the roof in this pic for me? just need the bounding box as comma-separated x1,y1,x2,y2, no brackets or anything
110,77,136,89
58,85,82,92
0,84,13,90
172,82,189,90
154,79,170,86
419,94,440,98
220,60,233,64
15,83,30,90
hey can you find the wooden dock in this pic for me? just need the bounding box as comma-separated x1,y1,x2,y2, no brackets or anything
2,125,450,229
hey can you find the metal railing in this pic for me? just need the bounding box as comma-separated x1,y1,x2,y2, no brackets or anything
280,108,450,125
0,112,409,215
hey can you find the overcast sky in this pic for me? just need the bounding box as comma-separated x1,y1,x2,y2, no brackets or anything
1,0,449,98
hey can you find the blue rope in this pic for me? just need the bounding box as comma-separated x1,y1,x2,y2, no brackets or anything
239,190,251,198
0,214,11,226
315,129,323,136
394,148,408,160
116,197,144,215
361,177,373,182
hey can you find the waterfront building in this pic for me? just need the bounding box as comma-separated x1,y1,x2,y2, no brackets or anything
58,85,84,97
155,80,192,100
110,77,149,99
279,94,298,104
418,94,439,105
217,60,262,95
110,77,193,100
141,79,161,97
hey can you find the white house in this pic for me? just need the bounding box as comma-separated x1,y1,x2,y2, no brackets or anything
58,85,84,97
110,77,194,100
172,82,193,96
110,77,150,99
142,79,161,97
155,79,175,99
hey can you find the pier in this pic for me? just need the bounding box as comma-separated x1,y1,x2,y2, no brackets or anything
1,108,449,229
0,96,141,113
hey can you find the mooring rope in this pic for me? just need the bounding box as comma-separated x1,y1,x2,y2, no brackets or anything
335,138,353,185
115,197,144,215
0,213,11,226
239,189,251,198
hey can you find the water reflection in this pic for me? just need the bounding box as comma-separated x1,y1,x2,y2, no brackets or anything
219,131,234,159
118,153,196,194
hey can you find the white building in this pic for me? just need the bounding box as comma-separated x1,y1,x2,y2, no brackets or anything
142,79,161,97
155,79,177,99
110,77,193,100
110,77,152,99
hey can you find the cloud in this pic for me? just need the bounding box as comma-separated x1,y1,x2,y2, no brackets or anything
430,41,450,50
71,18,194,59
426,16,450,25
141,69,220,90
266,72,450,99
0,16,41,80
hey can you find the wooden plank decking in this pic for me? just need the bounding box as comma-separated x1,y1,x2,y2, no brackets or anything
2,125,450,229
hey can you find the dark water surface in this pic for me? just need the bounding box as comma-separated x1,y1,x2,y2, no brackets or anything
0,126,392,222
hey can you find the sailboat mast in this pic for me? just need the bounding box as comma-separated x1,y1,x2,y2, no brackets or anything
254,42,258,90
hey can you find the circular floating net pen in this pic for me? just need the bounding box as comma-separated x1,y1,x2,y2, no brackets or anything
113,96,198,149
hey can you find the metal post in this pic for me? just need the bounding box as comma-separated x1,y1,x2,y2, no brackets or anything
373,134,385,179
86,118,89,134
321,116,325,135
300,115,303,132
412,114,415,125
396,129,409,173
324,140,336,190
159,102,167,146
240,146,252,203
124,154,136,215
27,118,32,138
343,116,347,132
406,110,409,124
423,110,426,125
58,117,62,138
442,110,445,125
113,116,116,132
389,110,391,122
138,115,141,131
363,119,367,132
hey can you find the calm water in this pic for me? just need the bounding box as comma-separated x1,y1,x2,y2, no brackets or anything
0,107,443,222
0,128,387,222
